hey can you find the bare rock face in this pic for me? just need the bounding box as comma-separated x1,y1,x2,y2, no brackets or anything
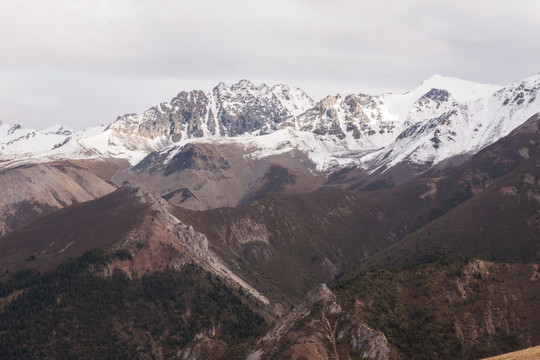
305,283,337,307
174,224,210,262
338,314,391,360
248,283,392,360
110,80,314,142
114,90,211,141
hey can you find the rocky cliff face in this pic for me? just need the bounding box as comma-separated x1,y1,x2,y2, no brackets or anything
248,283,392,360
109,80,314,141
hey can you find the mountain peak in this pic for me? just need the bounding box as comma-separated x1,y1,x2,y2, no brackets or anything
271,83,290,90
216,81,229,90
415,74,502,102
230,79,255,90
423,73,456,82
7,124,22,135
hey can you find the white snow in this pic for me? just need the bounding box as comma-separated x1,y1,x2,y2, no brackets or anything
415,74,502,102
1,75,539,175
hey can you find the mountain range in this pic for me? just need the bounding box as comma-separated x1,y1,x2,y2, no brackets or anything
1,74,540,359
2,74,539,172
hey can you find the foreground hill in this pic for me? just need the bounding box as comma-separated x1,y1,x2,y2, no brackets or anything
329,257,540,359
0,184,269,307
0,185,276,358
172,176,453,301
245,256,540,360
0,251,266,359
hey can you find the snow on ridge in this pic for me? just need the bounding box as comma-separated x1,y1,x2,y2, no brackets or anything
416,74,502,102
2,75,540,174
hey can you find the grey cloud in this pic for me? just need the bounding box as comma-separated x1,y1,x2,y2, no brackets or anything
0,0,538,129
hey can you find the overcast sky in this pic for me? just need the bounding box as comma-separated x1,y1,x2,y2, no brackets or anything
1,0,539,130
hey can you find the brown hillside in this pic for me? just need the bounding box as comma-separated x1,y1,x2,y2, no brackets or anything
0,158,128,236
0,185,150,274
334,258,540,359
172,176,453,301
355,113,540,269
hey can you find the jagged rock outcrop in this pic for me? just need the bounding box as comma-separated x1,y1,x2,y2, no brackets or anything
110,80,314,141
108,184,271,306
110,184,220,269
248,283,392,360
337,314,392,359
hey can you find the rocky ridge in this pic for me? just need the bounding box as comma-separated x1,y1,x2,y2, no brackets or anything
103,184,271,306
247,283,392,360
109,79,314,140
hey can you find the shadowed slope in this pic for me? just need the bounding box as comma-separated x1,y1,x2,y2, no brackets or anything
0,185,149,273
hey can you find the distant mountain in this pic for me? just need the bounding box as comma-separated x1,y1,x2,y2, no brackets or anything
114,140,328,209
0,123,74,154
108,74,540,177
0,80,315,169
2,75,539,180
1,75,539,237
110,79,314,139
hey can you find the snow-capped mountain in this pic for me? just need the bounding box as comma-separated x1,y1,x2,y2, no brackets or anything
0,80,315,169
290,74,540,172
1,75,539,177
109,79,315,140
363,74,540,171
0,123,73,155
